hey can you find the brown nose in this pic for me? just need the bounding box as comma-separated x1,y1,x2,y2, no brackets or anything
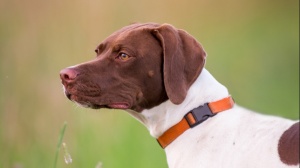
60,68,80,83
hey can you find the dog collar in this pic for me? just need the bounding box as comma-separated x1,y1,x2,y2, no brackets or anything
157,96,235,149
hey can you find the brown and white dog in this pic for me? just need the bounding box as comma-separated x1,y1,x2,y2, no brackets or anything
60,23,299,168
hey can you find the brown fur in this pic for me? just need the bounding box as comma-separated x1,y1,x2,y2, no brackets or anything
278,122,300,165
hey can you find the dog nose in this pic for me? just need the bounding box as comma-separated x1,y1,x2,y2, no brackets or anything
60,68,80,83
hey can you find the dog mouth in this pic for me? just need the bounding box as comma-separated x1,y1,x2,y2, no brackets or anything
106,103,130,109
64,90,130,110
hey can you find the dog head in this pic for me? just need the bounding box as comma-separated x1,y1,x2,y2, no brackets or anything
60,23,206,112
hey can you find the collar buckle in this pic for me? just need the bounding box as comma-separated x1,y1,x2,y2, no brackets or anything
184,103,216,128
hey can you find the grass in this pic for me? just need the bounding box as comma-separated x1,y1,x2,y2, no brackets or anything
54,122,68,168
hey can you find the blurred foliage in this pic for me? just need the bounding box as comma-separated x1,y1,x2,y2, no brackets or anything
0,0,298,167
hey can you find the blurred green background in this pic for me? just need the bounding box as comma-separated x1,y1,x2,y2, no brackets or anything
0,0,298,167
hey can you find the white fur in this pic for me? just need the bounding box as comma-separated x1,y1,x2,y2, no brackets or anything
127,68,298,168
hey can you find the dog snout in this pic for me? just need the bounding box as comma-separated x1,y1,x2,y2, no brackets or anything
60,68,80,84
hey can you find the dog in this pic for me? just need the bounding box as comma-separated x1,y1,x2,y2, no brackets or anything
60,23,299,168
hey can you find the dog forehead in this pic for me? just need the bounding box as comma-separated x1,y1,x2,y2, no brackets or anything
105,23,159,43
115,27,153,43
94,26,159,56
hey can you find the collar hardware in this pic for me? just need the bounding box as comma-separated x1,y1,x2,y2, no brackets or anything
184,103,215,128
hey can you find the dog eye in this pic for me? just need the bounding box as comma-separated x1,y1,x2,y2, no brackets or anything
117,53,131,61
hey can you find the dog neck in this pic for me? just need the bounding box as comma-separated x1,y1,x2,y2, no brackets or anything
126,68,229,138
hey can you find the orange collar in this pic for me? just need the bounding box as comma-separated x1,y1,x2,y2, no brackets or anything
157,96,235,148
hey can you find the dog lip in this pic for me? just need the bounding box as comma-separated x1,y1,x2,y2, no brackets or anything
63,90,130,110
63,90,72,100
107,102,130,109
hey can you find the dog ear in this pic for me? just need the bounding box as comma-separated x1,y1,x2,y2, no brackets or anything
152,24,207,104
